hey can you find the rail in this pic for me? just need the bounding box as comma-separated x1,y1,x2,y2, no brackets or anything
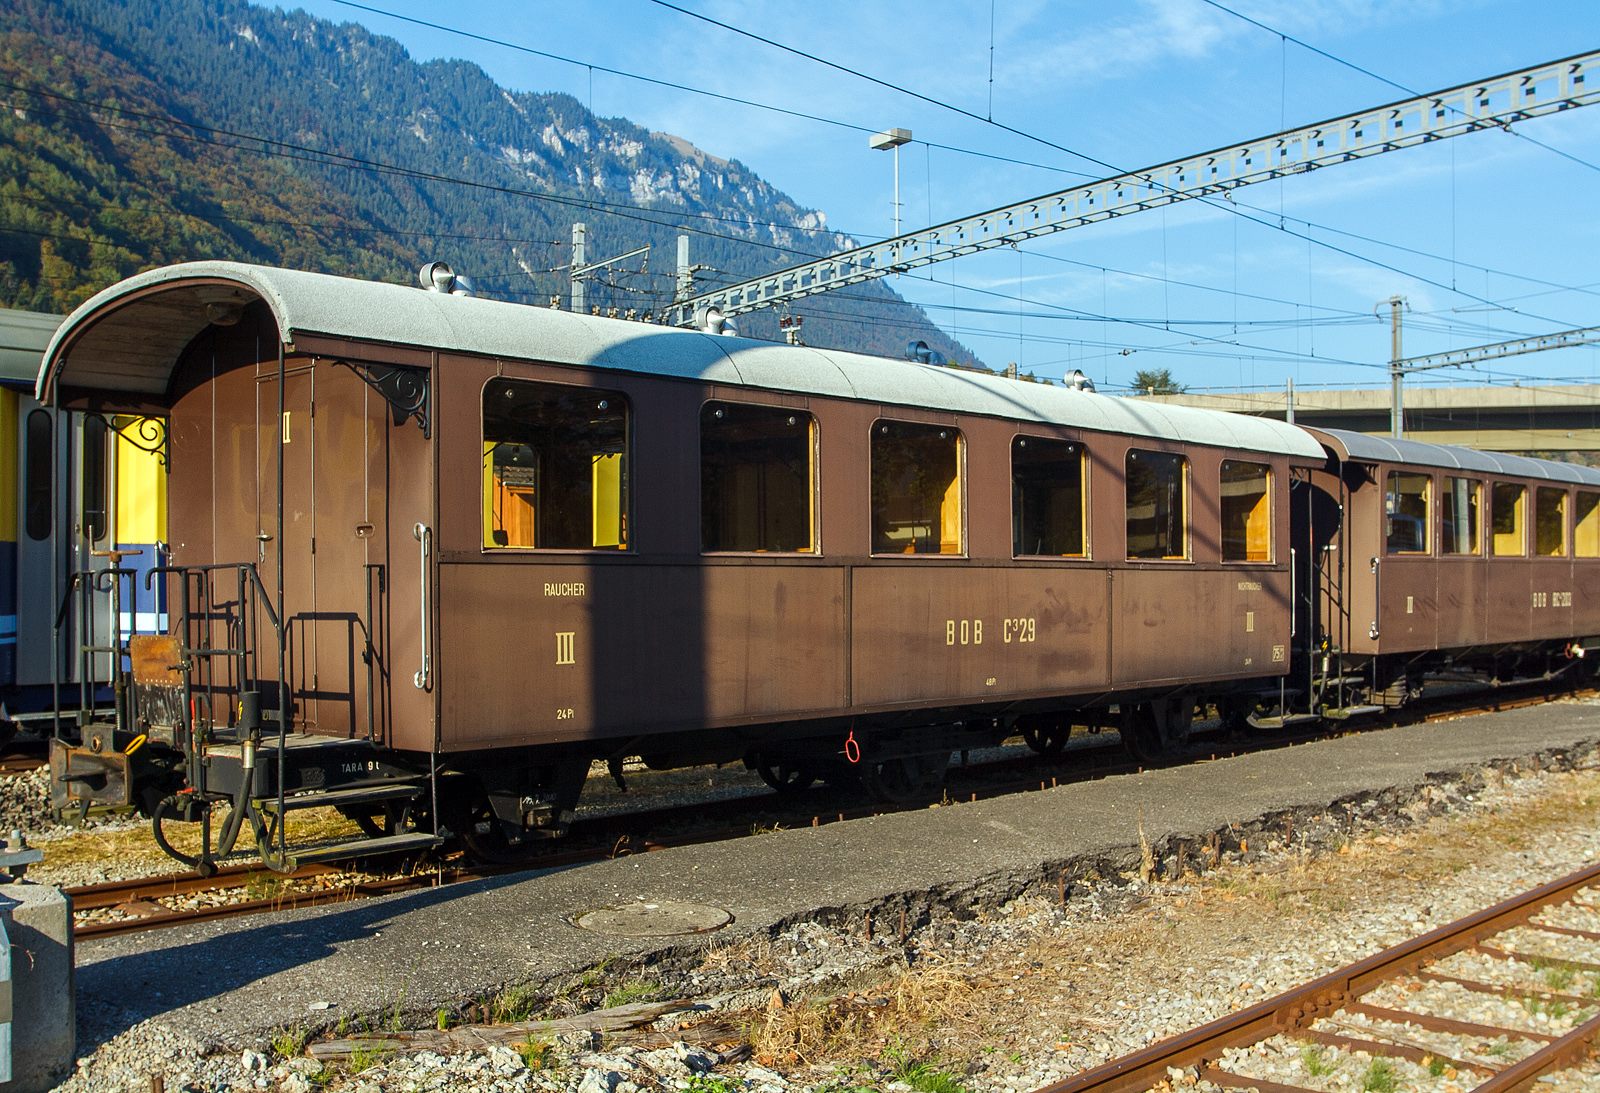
64,675,1599,940
1035,860,1600,1093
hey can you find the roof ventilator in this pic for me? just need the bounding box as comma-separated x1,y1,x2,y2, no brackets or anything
694,306,737,337
1065,368,1096,392
418,261,476,297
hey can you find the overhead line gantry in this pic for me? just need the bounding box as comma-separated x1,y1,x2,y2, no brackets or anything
663,49,1600,328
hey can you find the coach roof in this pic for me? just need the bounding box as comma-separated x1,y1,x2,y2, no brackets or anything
1309,427,1600,486
39,261,1323,459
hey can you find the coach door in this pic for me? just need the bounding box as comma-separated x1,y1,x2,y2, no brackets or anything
260,354,434,748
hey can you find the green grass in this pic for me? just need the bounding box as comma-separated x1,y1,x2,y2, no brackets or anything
1544,964,1577,992
518,1038,555,1069
686,1077,740,1093
1426,1056,1447,1077
347,1046,391,1074
1301,1046,1333,1077
271,1025,308,1059
886,1045,969,1093
1361,1059,1398,1093
492,984,543,1023
1486,1042,1513,1058
601,980,660,1009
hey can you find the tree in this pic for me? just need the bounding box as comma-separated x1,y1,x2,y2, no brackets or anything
1132,367,1186,396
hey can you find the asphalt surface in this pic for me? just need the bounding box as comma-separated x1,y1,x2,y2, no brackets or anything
75,700,1600,1050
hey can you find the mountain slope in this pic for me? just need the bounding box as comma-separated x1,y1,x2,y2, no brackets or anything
0,0,976,363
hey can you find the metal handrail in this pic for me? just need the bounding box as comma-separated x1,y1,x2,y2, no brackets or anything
412,523,432,691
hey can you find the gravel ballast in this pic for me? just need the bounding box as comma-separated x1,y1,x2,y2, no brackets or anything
58,700,1600,1092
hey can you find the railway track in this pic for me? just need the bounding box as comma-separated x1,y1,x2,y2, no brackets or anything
65,675,1598,942
1037,859,1600,1093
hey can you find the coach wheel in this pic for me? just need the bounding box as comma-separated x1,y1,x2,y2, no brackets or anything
1021,724,1070,756
1121,699,1194,763
861,751,950,804
448,789,539,865
755,759,816,795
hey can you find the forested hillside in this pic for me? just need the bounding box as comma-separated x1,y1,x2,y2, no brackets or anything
0,0,976,362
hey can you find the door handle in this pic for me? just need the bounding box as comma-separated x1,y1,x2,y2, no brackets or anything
1369,556,1381,639
413,522,432,690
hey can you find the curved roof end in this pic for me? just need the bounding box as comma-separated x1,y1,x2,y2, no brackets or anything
36,263,290,405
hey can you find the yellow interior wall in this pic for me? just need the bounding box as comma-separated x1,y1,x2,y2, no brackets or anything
939,461,962,554
1244,488,1271,561
115,419,166,544
1494,488,1525,556
1577,493,1600,558
592,453,622,547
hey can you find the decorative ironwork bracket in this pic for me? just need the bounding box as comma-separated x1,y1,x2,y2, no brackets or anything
90,414,170,473
333,360,430,438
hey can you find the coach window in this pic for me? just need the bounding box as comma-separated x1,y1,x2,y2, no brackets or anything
1385,471,1429,554
1441,477,1480,555
1012,436,1085,557
871,421,962,555
482,379,629,550
1220,460,1271,562
82,414,108,543
1536,487,1568,557
1492,483,1526,556
1126,449,1188,561
24,409,51,542
701,402,815,553
1577,493,1600,559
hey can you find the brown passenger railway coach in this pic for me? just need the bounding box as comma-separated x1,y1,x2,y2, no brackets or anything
46,260,1565,874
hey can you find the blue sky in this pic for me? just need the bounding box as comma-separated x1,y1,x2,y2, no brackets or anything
279,0,1600,393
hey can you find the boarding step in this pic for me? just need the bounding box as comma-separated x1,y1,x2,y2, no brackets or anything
288,832,444,867
257,781,424,815
1246,712,1322,730
1321,704,1384,721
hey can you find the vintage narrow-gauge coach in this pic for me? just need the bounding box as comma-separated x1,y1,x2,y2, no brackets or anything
39,260,1324,871
1283,428,1600,716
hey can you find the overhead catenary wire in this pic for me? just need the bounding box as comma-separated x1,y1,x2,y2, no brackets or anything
10,28,1597,380
10,75,1597,338
636,7,1600,339
323,0,1100,182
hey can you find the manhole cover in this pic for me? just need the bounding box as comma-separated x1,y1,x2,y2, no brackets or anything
574,901,733,937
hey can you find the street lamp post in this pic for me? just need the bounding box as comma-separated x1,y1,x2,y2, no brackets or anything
870,128,913,238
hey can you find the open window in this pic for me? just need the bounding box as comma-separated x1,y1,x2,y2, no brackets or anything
1220,460,1270,562
1492,483,1526,556
871,420,962,555
1385,471,1429,554
482,379,629,550
1125,449,1187,561
1577,492,1600,559
1536,487,1568,557
1442,477,1480,555
1012,436,1085,557
701,402,815,553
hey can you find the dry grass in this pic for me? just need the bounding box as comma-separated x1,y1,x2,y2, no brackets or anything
39,805,363,872
743,765,1600,1075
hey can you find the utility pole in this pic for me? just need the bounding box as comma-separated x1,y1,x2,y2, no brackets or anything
676,235,692,303
570,223,588,314
1285,377,1295,426
870,128,913,239
1385,295,1407,438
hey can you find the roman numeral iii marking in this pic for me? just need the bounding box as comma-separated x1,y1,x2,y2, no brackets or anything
555,632,576,665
